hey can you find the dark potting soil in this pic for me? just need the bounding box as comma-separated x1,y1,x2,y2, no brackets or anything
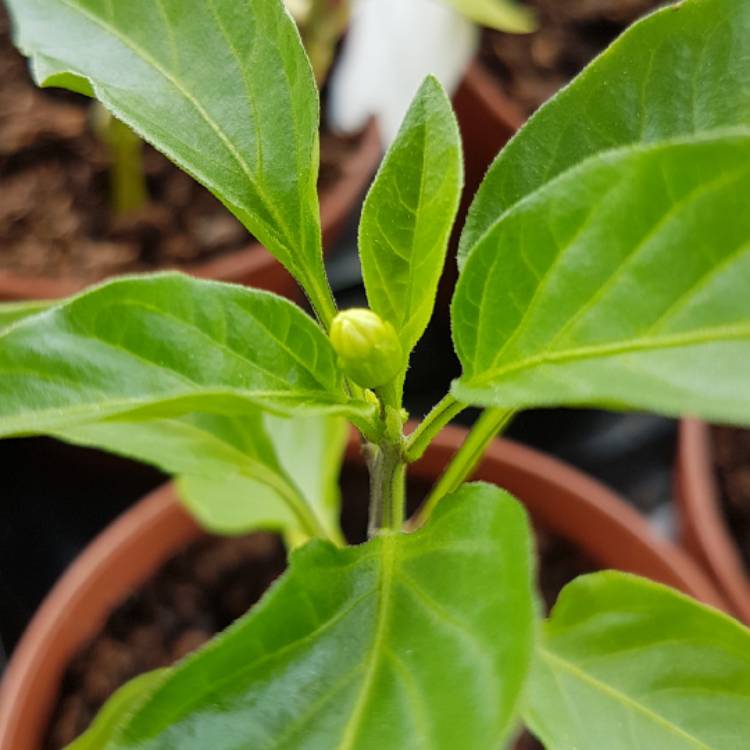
0,9,361,283
45,466,595,748
712,426,750,571
480,0,668,115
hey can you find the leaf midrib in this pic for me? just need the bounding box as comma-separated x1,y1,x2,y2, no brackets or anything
462,321,750,389
0,388,347,438
540,648,712,749
337,533,398,749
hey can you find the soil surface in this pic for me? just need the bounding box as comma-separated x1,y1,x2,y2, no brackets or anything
45,469,594,748
713,427,750,571
0,9,360,283
480,0,667,115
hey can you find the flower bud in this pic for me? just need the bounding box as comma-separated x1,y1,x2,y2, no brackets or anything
329,309,402,389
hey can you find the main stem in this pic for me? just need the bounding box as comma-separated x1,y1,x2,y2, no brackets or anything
365,440,406,537
411,407,514,528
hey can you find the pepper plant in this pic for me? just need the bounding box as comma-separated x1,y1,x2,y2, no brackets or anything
3,0,750,747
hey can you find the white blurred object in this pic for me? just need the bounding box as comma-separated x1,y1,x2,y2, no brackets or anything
329,0,478,144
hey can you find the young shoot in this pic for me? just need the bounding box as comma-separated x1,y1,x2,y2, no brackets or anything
90,103,148,218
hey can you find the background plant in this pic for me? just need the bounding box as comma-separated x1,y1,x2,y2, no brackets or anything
2,0,750,747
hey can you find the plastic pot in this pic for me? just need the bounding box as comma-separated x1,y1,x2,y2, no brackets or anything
0,424,726,749
676,419,750,623
0,122,380,302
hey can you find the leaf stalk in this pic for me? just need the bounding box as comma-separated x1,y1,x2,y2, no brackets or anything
411,407,514,528
404,393,466,462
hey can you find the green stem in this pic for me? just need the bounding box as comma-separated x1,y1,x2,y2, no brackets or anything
111,125,147,217
404,394,466,463
412,408,514,528
93,105,148,217
365,441,406,537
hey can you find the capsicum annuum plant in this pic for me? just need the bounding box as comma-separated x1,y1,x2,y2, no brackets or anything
3,0,750,747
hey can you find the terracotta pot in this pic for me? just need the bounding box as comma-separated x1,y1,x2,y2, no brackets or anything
0,122,381,302
453,61,525,196
0,424,726,749
676,420,750,623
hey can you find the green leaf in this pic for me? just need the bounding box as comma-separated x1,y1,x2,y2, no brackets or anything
0,300,52,330
264,412,349,534
177,472,297,535
6,0,335,319
359,76,463,360
524,572,750,749
56,412,281,483
53,406,347,540
106,483,535,750
459,0,750,262
176,413,349,539
0,273,372,438
66,670,168,750
441,0,536,33
452,134,750,425
53,411,310,532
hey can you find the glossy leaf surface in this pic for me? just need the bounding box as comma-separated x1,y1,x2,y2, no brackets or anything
524,572,750,749
6,0,332,310
106,484,535,750
452,135,750,425
460,0,750,261
0,274,370,438
359,76,462,358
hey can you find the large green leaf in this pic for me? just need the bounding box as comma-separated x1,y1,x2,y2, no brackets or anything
104,483,535,750
452,134,750,425
0,274,372,438
6,0,334,317
359,76,462,360
441,0,536,33
459,0,750,262
524,572,750,749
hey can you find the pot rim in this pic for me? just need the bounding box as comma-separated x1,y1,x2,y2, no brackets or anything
0,121,380,301
0,424,728,749
676,419,750,623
